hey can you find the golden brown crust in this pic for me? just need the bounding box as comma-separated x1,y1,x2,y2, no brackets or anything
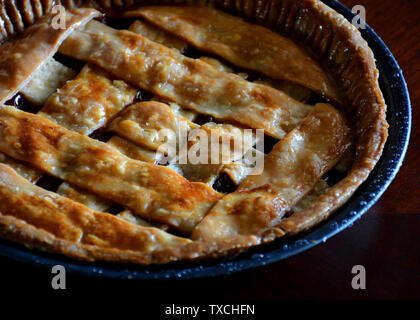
192,103,351,241
128,19,188,51
167,120,259,185
0,164,191,251
0,152,42,183
0,8,100,104
0,105,222,233
109,101,196,150
40,63,137,214
20,58,76,105
59,20,312,139
126,5,341,103
0,213,260,264
117,210,170,231
39,64,137,135
270,0,388,235
107,100,258,186
0,164,259,264
57,182,113,212
222,148,266,185
107,135,162,163
0,0,389,265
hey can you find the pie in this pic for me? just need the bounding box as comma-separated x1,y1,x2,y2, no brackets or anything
0,0,388,265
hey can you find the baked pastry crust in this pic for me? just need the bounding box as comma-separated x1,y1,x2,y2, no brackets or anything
108,101,197,150
58,20,312,139
0,164,191,251
39,64,137,135
0,105,221,233
0,0,388,265
0,8,99,104
192,103,352,241
125,5,341,103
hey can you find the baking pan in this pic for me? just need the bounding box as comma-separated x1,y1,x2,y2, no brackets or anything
0,0,411,280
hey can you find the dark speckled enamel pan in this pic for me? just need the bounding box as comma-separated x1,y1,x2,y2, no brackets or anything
0,0,410,279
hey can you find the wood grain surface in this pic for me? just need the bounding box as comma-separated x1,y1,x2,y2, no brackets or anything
0,0,419,299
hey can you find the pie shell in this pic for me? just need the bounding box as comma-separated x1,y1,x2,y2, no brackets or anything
0,0,388,265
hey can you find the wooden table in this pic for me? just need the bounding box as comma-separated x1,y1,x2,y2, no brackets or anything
1,0,419,299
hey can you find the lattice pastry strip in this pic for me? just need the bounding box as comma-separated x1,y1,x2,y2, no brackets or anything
291,179,330,213
0,105,221,233
129,19,314,103
129,19,314,105
0,8,99,182
168,122,262,185
20,58,76,106
2,62,137,213
0,152,42,183
1,62,136,189
164,101,197,122
192,103,352,241
30,66,168,223
126,19,313,187
39,64,137,135
108,100,261,185
56,182,113,212
108,101,198,151
107,136,163,164
58,20,312,139
222,148,266,186
0,8,99,104
58,134,170,229
128,19,236,75
0,164,190,252
33,65,166,215
124,6,340,103
117,210,170,232
127,20,265,185
128,19,188,52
